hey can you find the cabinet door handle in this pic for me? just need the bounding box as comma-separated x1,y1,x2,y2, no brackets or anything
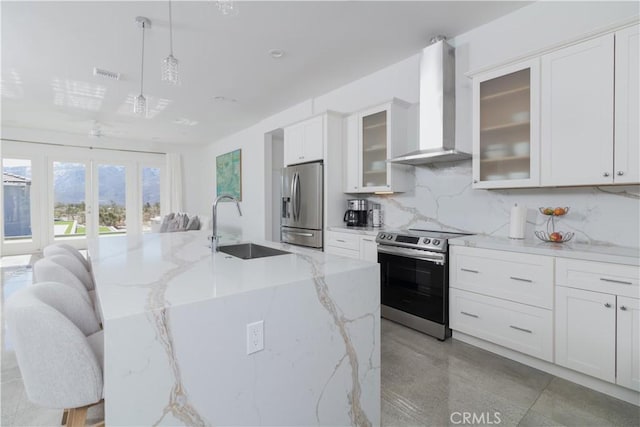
336,239,346,243
600,277,632,285
473,179,478,184
460,311,479,318
510,276,533,283
362,238,374,242
620,306,627,311
603,172,610,177
461,268,479,274
604,303,612,308
510,325,532,334
617,171,624,176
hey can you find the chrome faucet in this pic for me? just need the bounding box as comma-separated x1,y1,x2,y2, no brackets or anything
211,194,242,253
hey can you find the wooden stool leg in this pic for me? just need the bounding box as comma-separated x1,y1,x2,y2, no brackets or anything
61,409,68,425
66,406,88,427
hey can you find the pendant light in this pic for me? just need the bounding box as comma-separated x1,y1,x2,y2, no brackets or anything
134,16,151,116
162,1,179,85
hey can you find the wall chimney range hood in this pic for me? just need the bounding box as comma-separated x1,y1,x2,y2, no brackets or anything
389,37,470,165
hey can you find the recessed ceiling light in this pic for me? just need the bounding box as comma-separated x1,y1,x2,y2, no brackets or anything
213,96,237,103
269,49,285,59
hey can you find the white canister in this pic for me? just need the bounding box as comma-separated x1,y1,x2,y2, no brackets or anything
370,205,382,227
509,203,527,239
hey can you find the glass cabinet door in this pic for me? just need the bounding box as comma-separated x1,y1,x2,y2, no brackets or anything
473,59,540,188
361,110,388,189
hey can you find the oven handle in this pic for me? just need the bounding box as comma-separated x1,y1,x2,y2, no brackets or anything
377,245,446,264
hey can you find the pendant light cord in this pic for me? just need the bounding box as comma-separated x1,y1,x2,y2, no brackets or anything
169,0,174,55
140,21,145,93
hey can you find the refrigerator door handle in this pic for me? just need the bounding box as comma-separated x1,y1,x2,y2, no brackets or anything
290,172,297,221
295,172,301,221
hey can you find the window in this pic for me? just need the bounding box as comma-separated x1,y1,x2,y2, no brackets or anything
141,167,161,232
3,158,32,241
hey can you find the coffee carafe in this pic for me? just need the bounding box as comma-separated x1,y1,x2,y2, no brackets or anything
344,199,368,227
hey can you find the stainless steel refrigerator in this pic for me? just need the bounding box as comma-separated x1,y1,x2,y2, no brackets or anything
281,161,323,249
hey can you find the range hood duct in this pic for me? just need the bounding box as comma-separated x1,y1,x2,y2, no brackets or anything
389,37,470,165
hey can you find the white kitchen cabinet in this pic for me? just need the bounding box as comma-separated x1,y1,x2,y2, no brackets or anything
540,25,640,187
472,59,540,189
325,230,379,263
617,296,640,392
555,257,639,296
359,236,378,263
343,99,412,193
449,246,554,361
556,287,640,391
284,116,323,166
324,245,360,260
450,246,553,309
450,288,553,361
555,257,639,390
325,230,360,252
471,25,639,189
343,115,360,193
614,24,640,184
555,286,617,383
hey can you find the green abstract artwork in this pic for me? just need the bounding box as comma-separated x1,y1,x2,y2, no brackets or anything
216,149,242,200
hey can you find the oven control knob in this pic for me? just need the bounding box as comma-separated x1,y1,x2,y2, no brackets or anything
423,238,431,244
432,239,441,246
378,234,385,239
387,235,393,240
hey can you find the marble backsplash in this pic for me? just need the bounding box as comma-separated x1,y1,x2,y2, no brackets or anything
368,161,640,248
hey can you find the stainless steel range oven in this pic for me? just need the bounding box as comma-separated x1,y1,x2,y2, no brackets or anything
376,229,471,340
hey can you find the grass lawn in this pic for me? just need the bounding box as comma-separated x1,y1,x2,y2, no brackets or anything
55,221,117,236
75,225,116,234
54,220,74,234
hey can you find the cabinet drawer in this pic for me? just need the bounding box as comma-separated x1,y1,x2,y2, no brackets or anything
450,246,554,309
325,231,360,251
325,245,359,260
556,258,639,298
450,288,553,362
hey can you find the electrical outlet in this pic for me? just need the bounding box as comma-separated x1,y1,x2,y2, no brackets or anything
246,320,264,355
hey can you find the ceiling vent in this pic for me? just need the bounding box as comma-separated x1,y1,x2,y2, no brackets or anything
93,67,121,80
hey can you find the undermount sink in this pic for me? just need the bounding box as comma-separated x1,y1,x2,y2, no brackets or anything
219,243,291,260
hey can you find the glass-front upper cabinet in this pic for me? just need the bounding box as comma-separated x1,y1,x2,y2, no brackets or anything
344,99,412,194
472,59,540,189
361,110,388,188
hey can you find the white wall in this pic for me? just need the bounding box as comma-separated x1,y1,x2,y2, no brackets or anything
181,54,422,239
182,1,640,246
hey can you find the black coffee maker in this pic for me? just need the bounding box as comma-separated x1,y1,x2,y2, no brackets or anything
344,199,368,227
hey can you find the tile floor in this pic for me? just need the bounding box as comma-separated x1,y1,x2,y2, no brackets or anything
381,319,640,426
1,255,639,426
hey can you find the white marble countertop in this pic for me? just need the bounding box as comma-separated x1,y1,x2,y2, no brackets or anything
88,231,376,321
450,235,640,266
328,225,386,236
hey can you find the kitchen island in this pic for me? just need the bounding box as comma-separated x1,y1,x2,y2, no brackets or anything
88,231,380,426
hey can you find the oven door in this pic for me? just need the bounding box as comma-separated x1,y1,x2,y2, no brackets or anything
378,246,447,325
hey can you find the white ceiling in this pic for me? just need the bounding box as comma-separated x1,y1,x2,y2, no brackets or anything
1,1,529,146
